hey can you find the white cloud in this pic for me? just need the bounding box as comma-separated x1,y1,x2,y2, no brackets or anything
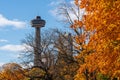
49,0,85,22
49,0,65,6
0,14,26,29
0,39,8,43
0,62,4,67
49,0,65,20
0,44,31,52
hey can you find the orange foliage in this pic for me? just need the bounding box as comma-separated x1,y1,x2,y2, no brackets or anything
71,20,83,29
74,0,120,78
0,63,25,80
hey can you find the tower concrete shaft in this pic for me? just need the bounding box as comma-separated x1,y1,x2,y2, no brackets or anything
34,27,41,67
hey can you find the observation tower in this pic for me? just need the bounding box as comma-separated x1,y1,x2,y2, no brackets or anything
31,16,45,67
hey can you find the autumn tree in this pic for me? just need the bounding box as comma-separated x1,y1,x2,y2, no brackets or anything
20,29,80,80
57,1,93,79
52,29,78,80
0,63,25,80
74,0,120,79
20,30,58,80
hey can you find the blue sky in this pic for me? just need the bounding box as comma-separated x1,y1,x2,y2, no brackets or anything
0,0,74,66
